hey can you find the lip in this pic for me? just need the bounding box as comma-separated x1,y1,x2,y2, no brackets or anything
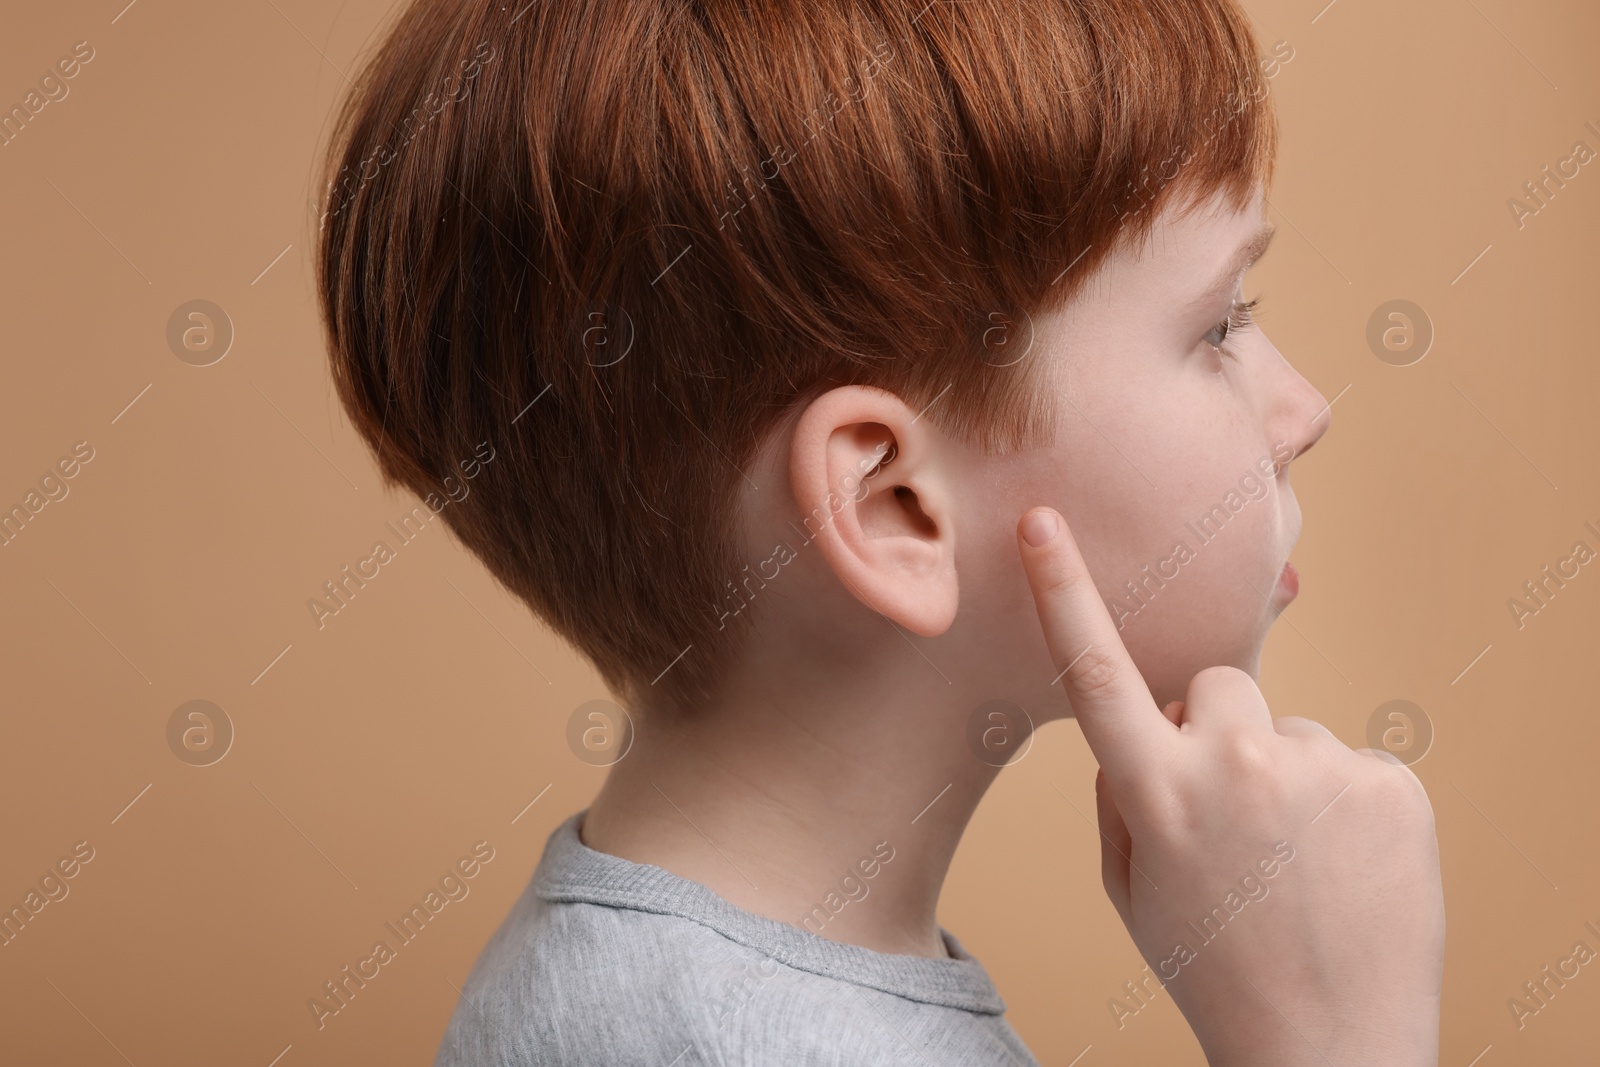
1276,560,1299,602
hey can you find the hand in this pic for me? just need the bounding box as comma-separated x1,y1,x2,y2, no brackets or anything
1016,507,1444,1066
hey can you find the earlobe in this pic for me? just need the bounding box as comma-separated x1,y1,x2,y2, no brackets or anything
787,386,959,637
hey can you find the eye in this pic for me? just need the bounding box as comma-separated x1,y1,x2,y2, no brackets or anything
1203,297,1261,358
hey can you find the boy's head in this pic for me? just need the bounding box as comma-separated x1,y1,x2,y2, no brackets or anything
316,0,1320,717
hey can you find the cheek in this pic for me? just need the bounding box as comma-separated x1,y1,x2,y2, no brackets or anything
957,357,1285,698
1041,423,1286,689
1115,475,1286,696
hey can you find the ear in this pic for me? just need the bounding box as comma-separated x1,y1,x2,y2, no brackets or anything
787,385,959,636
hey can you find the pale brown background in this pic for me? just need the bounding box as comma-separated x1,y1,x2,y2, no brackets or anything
2,1,1596,1064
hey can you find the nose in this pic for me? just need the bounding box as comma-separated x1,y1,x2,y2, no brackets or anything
1261,335,1330,467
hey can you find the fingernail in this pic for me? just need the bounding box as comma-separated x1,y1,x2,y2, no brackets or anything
1021,510,1058,547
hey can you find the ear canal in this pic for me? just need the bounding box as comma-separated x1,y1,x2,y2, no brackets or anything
893,485,938,538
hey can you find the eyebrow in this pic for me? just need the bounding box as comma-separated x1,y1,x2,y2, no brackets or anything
1187,222,1276,314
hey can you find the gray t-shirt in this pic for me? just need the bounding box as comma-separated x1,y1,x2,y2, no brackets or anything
434,809,1040,1066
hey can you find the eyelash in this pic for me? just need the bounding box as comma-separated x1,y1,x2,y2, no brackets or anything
1204,296,1261,359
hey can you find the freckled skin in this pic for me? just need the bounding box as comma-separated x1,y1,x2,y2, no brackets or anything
950,184,1330,714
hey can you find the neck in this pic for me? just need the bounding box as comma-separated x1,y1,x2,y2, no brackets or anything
581,675,1010,958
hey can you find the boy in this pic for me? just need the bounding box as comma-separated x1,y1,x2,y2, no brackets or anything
316,1,1445,1063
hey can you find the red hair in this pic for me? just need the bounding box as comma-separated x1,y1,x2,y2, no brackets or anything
315,0,1278,714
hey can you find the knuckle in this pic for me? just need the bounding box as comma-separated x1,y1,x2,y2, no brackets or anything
1379,763,1432,808
1350,756,1436,824
1065,643,1121,697
1218,733,1275,778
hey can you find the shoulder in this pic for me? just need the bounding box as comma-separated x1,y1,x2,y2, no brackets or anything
432,896,997,1067
432,894,767,1066
432,813,1034,1066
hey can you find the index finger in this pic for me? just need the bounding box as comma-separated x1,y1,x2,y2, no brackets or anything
1017,507,1177,788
